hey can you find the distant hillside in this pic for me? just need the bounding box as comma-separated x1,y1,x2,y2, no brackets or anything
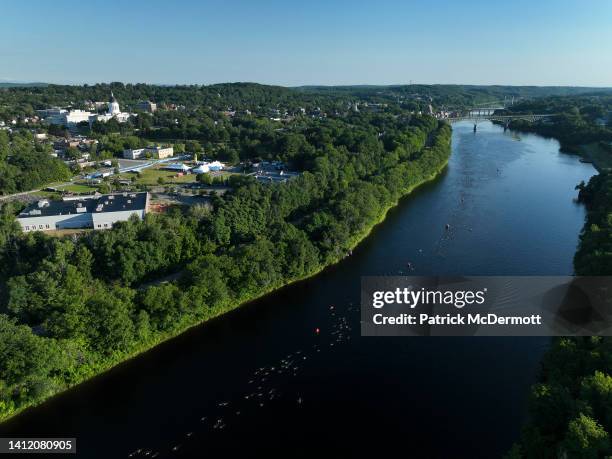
1,82,611,113
296,84,612,95
295,84,612,104
0,82,48,88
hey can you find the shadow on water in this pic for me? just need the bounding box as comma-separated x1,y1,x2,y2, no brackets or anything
0,122,598,458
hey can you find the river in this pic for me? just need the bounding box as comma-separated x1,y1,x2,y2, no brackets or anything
0,121,597,458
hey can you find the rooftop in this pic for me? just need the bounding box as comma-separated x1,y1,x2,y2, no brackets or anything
19,192,147,218
162,163,190,171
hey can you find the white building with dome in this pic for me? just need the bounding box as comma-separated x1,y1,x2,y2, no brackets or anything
41,92,133,127
90,92,132,124
109,92,121,115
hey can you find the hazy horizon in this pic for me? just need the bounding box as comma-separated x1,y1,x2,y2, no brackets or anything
2,80,612,89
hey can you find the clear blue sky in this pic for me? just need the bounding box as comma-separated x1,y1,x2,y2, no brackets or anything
1,0,611,86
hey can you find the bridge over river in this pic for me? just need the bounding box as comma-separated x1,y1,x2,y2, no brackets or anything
439,106,556,130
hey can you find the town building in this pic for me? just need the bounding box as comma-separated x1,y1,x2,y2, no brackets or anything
146,145,173,159
123,148,146,159
17,192,149,232
54,139,80,150
136,100,157,113
123,145,174,159
53,136,98,152
90,92,132,123
40,92,133,127
37,108,68,124
38,108,91,127
65,110,93,125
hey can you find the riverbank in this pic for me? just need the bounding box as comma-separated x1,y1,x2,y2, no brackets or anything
507,134,612,457
0,126,452,424
500,120,612,172
576,142,612,172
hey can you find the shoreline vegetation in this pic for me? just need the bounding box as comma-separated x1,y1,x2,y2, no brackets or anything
507,170,612,459
502,94,612,170
0,112,451,423
577,142,612,173
504,114,612,456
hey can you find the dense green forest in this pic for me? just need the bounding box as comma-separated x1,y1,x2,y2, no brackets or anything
0,105,451,421
0,130,71,194
298,85,612,110
575,173,612,275
506,95,612,149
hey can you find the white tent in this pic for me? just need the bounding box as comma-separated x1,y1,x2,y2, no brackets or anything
192,164,210,174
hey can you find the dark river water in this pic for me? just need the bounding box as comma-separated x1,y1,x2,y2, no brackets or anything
1,122,597,458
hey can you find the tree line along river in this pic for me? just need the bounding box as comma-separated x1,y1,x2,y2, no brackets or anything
0,121,597,458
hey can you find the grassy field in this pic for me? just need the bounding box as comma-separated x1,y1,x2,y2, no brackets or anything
119,167,198,185
39,165,233,198
118,167,238,186
55,183,99,193
578,143,612,172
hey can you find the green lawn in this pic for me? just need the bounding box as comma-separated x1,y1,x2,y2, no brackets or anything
55,183,99,193
120,167,198,185
43,180,99,193
45,181,70,188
